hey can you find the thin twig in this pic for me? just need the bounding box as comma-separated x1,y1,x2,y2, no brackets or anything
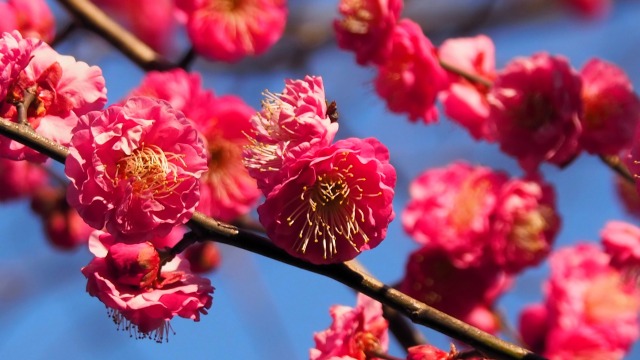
51,21,79,47
55,0,176,71
600,154,635,185
438,59,493,88
178,47,198,71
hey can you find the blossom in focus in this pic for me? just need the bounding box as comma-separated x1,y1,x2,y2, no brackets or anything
402,162,506,268
0,40,107,162
0,31,39,104
259,137,395,264
579,58,640,155
310,293,389,360
601,220,640,274
31,186,93,250
398,246,510,334
519,243,640,359
489,52,582,174
0,157,47,201
82,230,214,342
333,0,403,66
178,0,287,62
127,69,260,222
374,19,449,123
91,0,178,53
438,35,497,141
65,97,208,242
243,75,338,195
490,177,560,273
0,0,55,43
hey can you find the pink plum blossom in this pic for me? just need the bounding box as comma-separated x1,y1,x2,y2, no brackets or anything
0,31,39,103
179,0,287,62
438,35,497,141
0,0,55,43
1,40,107,162
0,157,47,201
406,345,452,360
519,243,640,359
402,162,507,268
310,293,389,360
490,177,560,273
30,186,93,250
374,19,449,123
601,220,640,274
579,58,640,155
127,69,260,222
65,97,208,242
82,230,214,342
258,137,395,264
489,52,582,174
243,75,339,195
398,246,510,334
333,0,403,66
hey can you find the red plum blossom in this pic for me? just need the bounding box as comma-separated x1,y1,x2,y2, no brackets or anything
374,19,449,123
0,0,55,43
179,0,287,62
489,52,582,174
310,293,389,360
65,97,208,242
334,0,403,66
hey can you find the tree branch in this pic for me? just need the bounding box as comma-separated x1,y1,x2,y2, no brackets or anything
55,0,176,71
0,117,544,360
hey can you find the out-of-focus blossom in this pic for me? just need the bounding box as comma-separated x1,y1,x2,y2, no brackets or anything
243,75,338,195
601,220,640,274
490,178,560,273
333,0,403,66
561,0,611,18
0,0,55,43
91,0,178,53
127,69,260,222
406,344,453,360
374,19,448,123
82,230,214,342
402,162,506,268
519,243,640,359
579,59,640,155
398,246,510,334
194,95,260,221
178,0,287,62
310,293,389,360
614,173,640,220
184,242,221,274
489,52,582,174
65,97,207,242
0,41,107,162
31,186,93,250
0,157,47,201
438,35,497,141
258,137,395,264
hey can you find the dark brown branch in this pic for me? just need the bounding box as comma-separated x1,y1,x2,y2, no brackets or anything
438,59,493,88
55,0,176,71
0,118,544,360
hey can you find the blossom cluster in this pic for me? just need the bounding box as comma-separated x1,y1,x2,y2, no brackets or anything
91,0,288,61
243,75,396,264
334,0,640,175
400,161,560,333
519,236,640,359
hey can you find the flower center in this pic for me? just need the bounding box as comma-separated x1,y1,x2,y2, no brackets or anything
115,144,186,198
285,154,381,259
516,92,555,130
449,178,491,231
508,206,553,254
349,331,381,359
340,0,375,35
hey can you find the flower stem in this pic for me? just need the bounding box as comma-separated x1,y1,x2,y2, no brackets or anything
600,154,635,184
438,59,493,88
